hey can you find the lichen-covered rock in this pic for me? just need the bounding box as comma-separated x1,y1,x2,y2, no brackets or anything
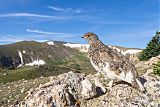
81,74,160,107
20,72,85,107
98,84,150,107
81,79,97,99
136,55,160,70
13,71,160,107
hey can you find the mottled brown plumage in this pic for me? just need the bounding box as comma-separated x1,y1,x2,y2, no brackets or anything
82,32,145,91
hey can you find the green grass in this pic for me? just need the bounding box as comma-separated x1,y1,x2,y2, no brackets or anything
66,52,96,74
0,51,95,83
153,61,160,76
0,65,70,83
0,67,36,83
0,76,51,107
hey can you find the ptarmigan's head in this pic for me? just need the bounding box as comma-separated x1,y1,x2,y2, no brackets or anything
81,32,99,43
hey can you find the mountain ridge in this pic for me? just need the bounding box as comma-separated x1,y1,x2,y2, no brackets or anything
0,41,77,68
0,40,142,69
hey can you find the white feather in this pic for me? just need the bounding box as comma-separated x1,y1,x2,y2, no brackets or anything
121,70,134,84
90,59,115,79
90,58,145,91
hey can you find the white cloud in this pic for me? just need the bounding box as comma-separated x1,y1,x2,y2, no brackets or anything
0,34,48,44
26,29,66,35
0,13,73,20
26,28,79,38
48,6,82,13
48,6,65,11
0,36,23,42
0,28,80,45
0,13,52,18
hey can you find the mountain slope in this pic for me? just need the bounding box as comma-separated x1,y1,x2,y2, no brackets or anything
0,41,79,68
0,41,142,83
0,41,95,83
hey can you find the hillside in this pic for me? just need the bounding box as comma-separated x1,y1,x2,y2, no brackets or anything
0,40,144,83
0,41,95,83
0,40,142,69
0,41,78,68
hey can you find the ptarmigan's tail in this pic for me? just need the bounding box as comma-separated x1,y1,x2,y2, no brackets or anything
135,78,145,92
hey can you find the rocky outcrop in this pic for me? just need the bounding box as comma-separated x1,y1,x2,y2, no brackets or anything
15,71,160,107
135,55,160,74
136,55,160,69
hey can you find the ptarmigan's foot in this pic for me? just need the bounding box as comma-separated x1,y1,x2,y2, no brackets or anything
132,79,146,93
107,80,118,89
108,80,114,89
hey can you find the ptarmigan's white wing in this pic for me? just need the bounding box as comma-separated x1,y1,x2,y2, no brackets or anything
98,46,138,77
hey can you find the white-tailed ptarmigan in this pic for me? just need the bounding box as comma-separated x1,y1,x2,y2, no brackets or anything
81,32,145,92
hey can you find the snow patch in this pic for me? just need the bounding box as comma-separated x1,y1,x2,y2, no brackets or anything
17,51,24,68
18,64,23,68
109,46,142,55
63,43,89,52
63,43,141,55
25,59,45,66
23,50,26,53
47,41,54,45
122,49,142,55
112,46,121,53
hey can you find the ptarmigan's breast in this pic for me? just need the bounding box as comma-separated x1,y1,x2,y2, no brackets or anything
90,58,117,79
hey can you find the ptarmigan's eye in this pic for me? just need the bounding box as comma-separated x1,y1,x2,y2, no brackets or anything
85,35,89,38
87,35,91,37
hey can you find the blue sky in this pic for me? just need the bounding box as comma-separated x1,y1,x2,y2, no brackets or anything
0,0,159,48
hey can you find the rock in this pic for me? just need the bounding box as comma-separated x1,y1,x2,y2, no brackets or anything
81,79,96,99
103,84,150,107
13,71,160,107
142,74,160,102
136,55,160,70
94,78,107,94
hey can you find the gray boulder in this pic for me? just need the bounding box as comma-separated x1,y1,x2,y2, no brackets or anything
16,71,160,107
